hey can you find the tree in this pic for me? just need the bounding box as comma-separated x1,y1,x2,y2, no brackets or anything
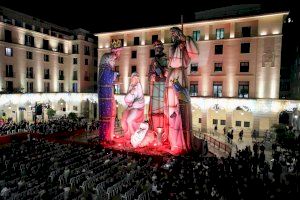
272,123,296,150
68,112,78,121
47,108,56,119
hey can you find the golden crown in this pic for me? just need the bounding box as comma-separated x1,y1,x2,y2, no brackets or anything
111,39,122,49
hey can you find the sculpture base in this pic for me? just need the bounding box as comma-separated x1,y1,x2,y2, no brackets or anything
100,136,176,156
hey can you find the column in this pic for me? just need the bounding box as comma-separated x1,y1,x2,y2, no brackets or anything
204,25,210,40
201,111,208,133
160,30,165,43
230,22,235,38
123,34,128,47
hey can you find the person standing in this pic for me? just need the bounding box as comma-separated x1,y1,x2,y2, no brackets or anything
98,39,122,141
148,40,168,141
238,129,244,141
164,27,198,154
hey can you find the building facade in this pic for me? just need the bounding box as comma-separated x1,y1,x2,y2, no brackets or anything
0,6,98,120
95,10,293,136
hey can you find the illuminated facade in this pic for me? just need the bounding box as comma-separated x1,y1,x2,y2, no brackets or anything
95,11,292,135
0,6,98,120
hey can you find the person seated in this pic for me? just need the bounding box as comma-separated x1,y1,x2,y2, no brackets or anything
121,72,145,139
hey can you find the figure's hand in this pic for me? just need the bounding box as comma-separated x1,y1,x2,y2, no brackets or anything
150,74,156,82
164,70,169,78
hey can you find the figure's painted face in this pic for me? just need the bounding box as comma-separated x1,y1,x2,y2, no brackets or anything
114,50,121,59
130,76,139,86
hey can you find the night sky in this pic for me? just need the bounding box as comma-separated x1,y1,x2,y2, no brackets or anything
0,0,298,33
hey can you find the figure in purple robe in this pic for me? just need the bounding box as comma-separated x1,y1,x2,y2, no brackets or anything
98,39,122,141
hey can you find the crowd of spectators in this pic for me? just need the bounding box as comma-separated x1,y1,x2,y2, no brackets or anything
0,117,95,136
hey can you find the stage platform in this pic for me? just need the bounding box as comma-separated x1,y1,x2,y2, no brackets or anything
64,128,177,156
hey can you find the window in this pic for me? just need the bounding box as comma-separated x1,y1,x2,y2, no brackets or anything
244,121,250,127
134,37,140,45
72,83,78,92
15,20,22,27
193,30,200,41
59,83,64,92
84,46,90,55
27,82,34,93
43,28,49,35
44,54,49,62
94,60,97,67
199,118,202,123
73,71,78,80
59,70,64,80
190,63,198,73
44,82,50,92
114,66,120,81
94,72,97,81
131,66,137,74
242,27,251,37
214,63,222,72
216,28,224,39
131,51,137,59
26,51,33,59
221,120,226,125
114,84,121,94
240,62,249,72
115,66,120,73
73,106,78,111
6,81,13,93
43,39,49,50
57,43,64,53
6,65,13,77
84,71,89,81
4,30,12,42
25,35,34,47
213,119,218,125
5,48,13,56
73,58,78,64
25,24,32,30
85,59,88,65
213,82,223,97
72,45,79,54
190,82,198,96
235,121,241,127
238,81,249,98
26,67,34,78
150,49,155,58
215,45,223,54
152,35,158,43
58,57,64,64
44,69,50,79
241,43,250,53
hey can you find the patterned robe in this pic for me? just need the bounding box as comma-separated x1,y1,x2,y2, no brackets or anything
148,53,167,138
98,53,118,141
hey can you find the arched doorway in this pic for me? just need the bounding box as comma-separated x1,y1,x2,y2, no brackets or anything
279,110,289,125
